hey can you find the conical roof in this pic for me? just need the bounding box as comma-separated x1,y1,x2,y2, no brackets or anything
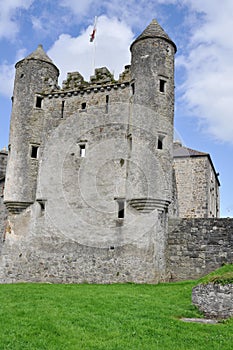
25,44,54,63
16,44,59,71
130,19,177,52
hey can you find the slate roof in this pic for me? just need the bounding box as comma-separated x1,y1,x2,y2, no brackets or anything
173,145,208,158
16,45,59,72
25,44,54,64
131,19,177,52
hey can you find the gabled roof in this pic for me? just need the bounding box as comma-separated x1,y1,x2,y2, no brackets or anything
173,145,208,158
130,19,177,52
173,141,220,186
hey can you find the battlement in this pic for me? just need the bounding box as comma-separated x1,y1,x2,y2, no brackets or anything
44,65,132,98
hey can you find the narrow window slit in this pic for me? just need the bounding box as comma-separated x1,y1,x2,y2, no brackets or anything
116,199,125,219
159,79,166,93
79,144,86,157
81,102,86,110
35,96,43,108
31,145,39,159
157,135,164,150
61,101,65,118
37,199,46,216
131,83,135,95
106,95,109,113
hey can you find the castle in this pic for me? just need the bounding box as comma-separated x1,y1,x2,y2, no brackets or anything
0,20,232,284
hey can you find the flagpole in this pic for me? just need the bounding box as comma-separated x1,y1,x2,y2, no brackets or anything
93,39,96,74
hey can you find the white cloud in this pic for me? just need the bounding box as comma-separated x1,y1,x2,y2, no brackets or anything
0,62,15,97
0,0,33,40
174,0,233,144
59,0,158,28
0,48,27,98
48,16,133,85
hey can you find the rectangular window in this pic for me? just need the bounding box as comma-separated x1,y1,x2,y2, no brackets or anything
35,96,43,108
37,199,46,216
106,95,109,113
61,100,65,118
128,134,132,152
131,83,135,95
157,135,164,150
81,102,86,110
159,79,166,93
79,144,86,157
116,199,125,219
31,145,39,159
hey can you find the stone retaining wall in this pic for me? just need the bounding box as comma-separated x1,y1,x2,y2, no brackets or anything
167,218,233,280
192,283,233,319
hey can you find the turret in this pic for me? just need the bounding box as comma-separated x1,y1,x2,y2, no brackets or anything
4,45,59,213
127,19,177,212
130,19,176,108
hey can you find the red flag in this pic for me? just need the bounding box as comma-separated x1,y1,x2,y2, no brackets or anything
90,17,97,42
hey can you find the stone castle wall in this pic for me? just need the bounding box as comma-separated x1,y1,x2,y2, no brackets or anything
0,180,7,245
0,150,7,178
167,218,233,281
173,156,220,218
0,150,8,244
0,20,229,285
0,207,167,284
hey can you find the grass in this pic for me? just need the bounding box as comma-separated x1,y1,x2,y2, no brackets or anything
0,278,232,349
197,264,233,285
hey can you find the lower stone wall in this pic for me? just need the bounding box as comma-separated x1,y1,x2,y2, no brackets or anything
167,218,233,281
0,205,168,284
192,283,233,319
0,180,7,248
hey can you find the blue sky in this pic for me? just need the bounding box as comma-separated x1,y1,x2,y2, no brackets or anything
0,0,232,217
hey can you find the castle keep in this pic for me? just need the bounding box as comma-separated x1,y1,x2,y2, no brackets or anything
0,20,232,283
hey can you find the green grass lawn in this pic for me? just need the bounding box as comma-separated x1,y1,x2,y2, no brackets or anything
0,275,232,349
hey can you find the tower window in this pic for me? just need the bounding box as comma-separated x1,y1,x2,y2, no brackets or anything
116,199,125,219
131,83,135,95
157,135,164,150
31,145,39,159
128,134,132,152
61,100,65,118
81,102,86,110
37,199,46,216
79,144,86,157
106,95,109,113
35,96,43,108
159,79,166,93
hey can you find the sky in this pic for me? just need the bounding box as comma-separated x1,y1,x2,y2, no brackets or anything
0,0,232,217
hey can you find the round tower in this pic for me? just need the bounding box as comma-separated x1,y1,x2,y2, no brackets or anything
4,45,59,213
128,19,177,212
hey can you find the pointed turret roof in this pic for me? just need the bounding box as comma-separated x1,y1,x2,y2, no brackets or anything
16,44,59,72
25,44,54,63
130,19,177,52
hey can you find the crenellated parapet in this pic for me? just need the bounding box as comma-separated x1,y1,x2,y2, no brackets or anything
44,65,131,99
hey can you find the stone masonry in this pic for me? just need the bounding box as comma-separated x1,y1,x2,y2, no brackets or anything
192,283,233,319
173,141,220,218
0,19,230,284
167,218,233,281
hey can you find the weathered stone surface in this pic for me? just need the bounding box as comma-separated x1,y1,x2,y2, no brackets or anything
173,145,220,218
0,20,176,284
167,218,233,281
0,20,228,284
192,283,233,319
0,149,8,246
